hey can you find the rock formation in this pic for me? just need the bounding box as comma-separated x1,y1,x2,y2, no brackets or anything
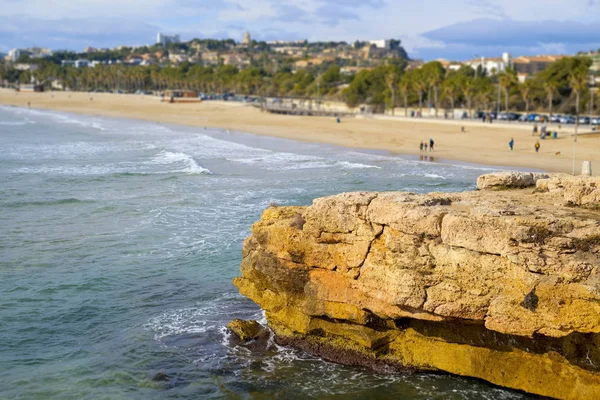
233,173,600,399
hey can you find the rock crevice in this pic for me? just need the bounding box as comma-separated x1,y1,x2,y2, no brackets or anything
233,173,600,399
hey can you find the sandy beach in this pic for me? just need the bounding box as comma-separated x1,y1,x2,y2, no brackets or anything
1,88,598,174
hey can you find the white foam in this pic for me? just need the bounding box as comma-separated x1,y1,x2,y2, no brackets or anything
424,173,447,180
0,107,107,131
151,151,211,174
0,120,35,126
144,307,218,340
336,161,382,169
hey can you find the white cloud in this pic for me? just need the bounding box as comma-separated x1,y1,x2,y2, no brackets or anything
1,0,599,58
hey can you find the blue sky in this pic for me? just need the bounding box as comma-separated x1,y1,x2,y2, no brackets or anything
1,0,599,60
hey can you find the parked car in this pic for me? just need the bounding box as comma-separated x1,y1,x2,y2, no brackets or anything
507,113,521,121
534,115,549,122
559,115,576,124
579,116,591,125
550,115,562,123
591,117,600,125
527,114,539,122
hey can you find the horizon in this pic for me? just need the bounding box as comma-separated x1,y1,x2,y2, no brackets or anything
1,1,599,61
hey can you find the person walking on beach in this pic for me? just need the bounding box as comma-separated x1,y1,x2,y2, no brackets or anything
533,124,538,136
535,141,540,153
509,137,514,151
423,143,428,151
429,138,434,152
420,141,424,152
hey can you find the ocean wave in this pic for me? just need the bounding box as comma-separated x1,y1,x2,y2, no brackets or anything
1,107,107,131
423,173,447,180
0,120,36,126
2,198,92,208
336,161,382,169
151,151,211,174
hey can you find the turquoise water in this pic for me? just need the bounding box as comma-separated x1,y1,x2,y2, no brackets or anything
0,106,531,399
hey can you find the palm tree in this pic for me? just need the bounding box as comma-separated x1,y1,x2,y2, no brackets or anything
543,80,559,120
520,80,534,114
441,74,459,119
569,62,589,174
398,74,411,117
461,76,476,118
422,62,445,118
385,71,398,115
498,70,516,113
411,69,427,116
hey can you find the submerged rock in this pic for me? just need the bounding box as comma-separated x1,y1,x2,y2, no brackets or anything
233,175,600,399
227,319,267,342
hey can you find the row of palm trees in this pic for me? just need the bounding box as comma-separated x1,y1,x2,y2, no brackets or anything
384,56,593,119
3,55,593,118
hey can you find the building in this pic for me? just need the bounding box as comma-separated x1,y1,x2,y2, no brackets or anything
512,55,564,75
8,48,21,62
267,39,307,46
466,53,512,75
156,33,181,46
61,60,90,68
28,47,52,58
84,46,98,53
241,31,252,46
368,40,391,49
340,66,373,75
14,64,39,72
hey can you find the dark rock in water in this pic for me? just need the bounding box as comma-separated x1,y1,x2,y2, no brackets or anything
152,372,170,382
227,319,267,342
520,288,539,311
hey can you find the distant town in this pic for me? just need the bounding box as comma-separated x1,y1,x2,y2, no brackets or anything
1,32,599,117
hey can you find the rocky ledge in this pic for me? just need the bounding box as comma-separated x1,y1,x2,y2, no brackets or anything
232,173,600,399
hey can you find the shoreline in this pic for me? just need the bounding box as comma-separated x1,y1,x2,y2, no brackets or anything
1,89,598,175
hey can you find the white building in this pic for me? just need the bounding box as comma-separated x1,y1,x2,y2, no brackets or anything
156,33,181,46
466,53,512,75
8,49,21,62
29,47,52,58
368,40,391,49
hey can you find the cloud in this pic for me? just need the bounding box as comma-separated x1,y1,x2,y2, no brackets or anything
0,16,159,50
465,0,508,19
424,18,600,47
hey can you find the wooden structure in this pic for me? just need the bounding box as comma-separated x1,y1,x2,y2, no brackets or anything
161,90,202,103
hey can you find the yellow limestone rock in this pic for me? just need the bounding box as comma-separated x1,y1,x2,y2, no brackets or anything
233,174,600,399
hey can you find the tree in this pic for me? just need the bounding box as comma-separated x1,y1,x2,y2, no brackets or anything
520,80,534,114
568,57,590,174
498,69,517,113
385,70,399,115
441,73,460,118
398,73,411,117
461,76,476,118
421,61,445,117
543,80,559,119
410,69,427,115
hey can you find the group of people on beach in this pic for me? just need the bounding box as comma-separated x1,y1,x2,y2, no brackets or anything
508,137,541,153
419,138,435,152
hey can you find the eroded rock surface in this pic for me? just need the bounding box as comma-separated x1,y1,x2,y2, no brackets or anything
233,174,600,399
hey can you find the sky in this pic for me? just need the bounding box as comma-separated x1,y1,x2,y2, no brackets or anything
1,0,599,60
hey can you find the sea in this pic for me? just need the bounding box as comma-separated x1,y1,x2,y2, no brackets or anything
0,105,532,399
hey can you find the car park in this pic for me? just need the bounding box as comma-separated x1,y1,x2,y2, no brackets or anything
559,115,576,124
579,116,591,124
550,115,562,123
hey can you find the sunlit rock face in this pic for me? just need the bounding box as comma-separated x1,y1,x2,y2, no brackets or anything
234,173,600,399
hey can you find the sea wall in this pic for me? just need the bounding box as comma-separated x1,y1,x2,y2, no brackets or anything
233,173,600,399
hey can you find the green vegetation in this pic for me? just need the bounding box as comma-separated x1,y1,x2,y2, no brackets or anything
0,42,595,115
